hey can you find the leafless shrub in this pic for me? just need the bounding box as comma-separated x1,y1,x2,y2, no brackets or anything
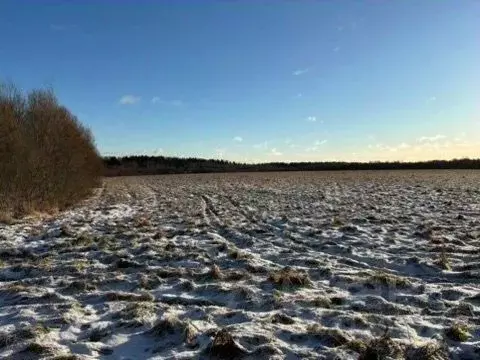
0,82,102,217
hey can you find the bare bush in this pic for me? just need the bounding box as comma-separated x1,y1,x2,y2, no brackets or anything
0,82,102,217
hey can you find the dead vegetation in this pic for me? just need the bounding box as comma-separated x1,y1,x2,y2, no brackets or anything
207,264,223,280
204,328,248,359
357,331,403,360
306,324,350,347
0,324,49,349
268,267,311,287
149,314,198,347
434,248,452,271
20,342,54,356
116,302,156,327
404,341,449,360
105,291,154,302
368,271,411,288
444,322,471,342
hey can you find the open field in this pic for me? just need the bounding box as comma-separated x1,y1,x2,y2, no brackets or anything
0,170,479,359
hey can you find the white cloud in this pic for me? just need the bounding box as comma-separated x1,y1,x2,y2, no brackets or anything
253,141,268,150
427,96,437,103
150,98,183,106
270,148,282,156
119,95,140,105
233,136,243,142
306,116,317,122
418,134,446,143
293,68,309,76
305,139,328,152
295,93,303,98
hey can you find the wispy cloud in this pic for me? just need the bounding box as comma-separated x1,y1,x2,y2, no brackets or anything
119,95,141,105
306,116,317,122
305,140,327,152
253,141,268,150
293,68,309,76
333,46,340,52
49,24,77,31
171,100,183,107
295,93,303,98
233,136,243,142
427,96,437,103
270,148,282,156
418,134,446,143
151,97,183,106
368,142,410,152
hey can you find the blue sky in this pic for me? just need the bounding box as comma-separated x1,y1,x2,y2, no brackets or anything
1,1,479,162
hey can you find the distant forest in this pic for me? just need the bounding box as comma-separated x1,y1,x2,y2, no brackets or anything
104,156,480,176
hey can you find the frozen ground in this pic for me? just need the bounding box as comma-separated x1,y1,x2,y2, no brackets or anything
0,170,479,359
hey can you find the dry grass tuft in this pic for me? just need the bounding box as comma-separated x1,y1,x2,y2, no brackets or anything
444,323,470,342
404,341,449,360
368,271,411,288
0,211,14,225
271,313,295,325
149,314,198,346
204,328,248,359
434,248,451,271
21,342,54,356
117,302,156,326
357,331,403,360
346,339,367,353
71,233,94,247
332,216,345,227
149,315,184,337
52,355,81,360
0,324,49,348
306,324,350,347
269,267,311,287
67,280,96,292
105,291,154,302
184,322,198,347
228,248,251,260
311,296,332,308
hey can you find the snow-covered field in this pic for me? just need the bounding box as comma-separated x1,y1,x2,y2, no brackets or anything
0,170,479,359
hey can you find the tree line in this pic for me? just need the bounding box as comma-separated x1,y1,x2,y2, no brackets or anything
104,156,480,176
